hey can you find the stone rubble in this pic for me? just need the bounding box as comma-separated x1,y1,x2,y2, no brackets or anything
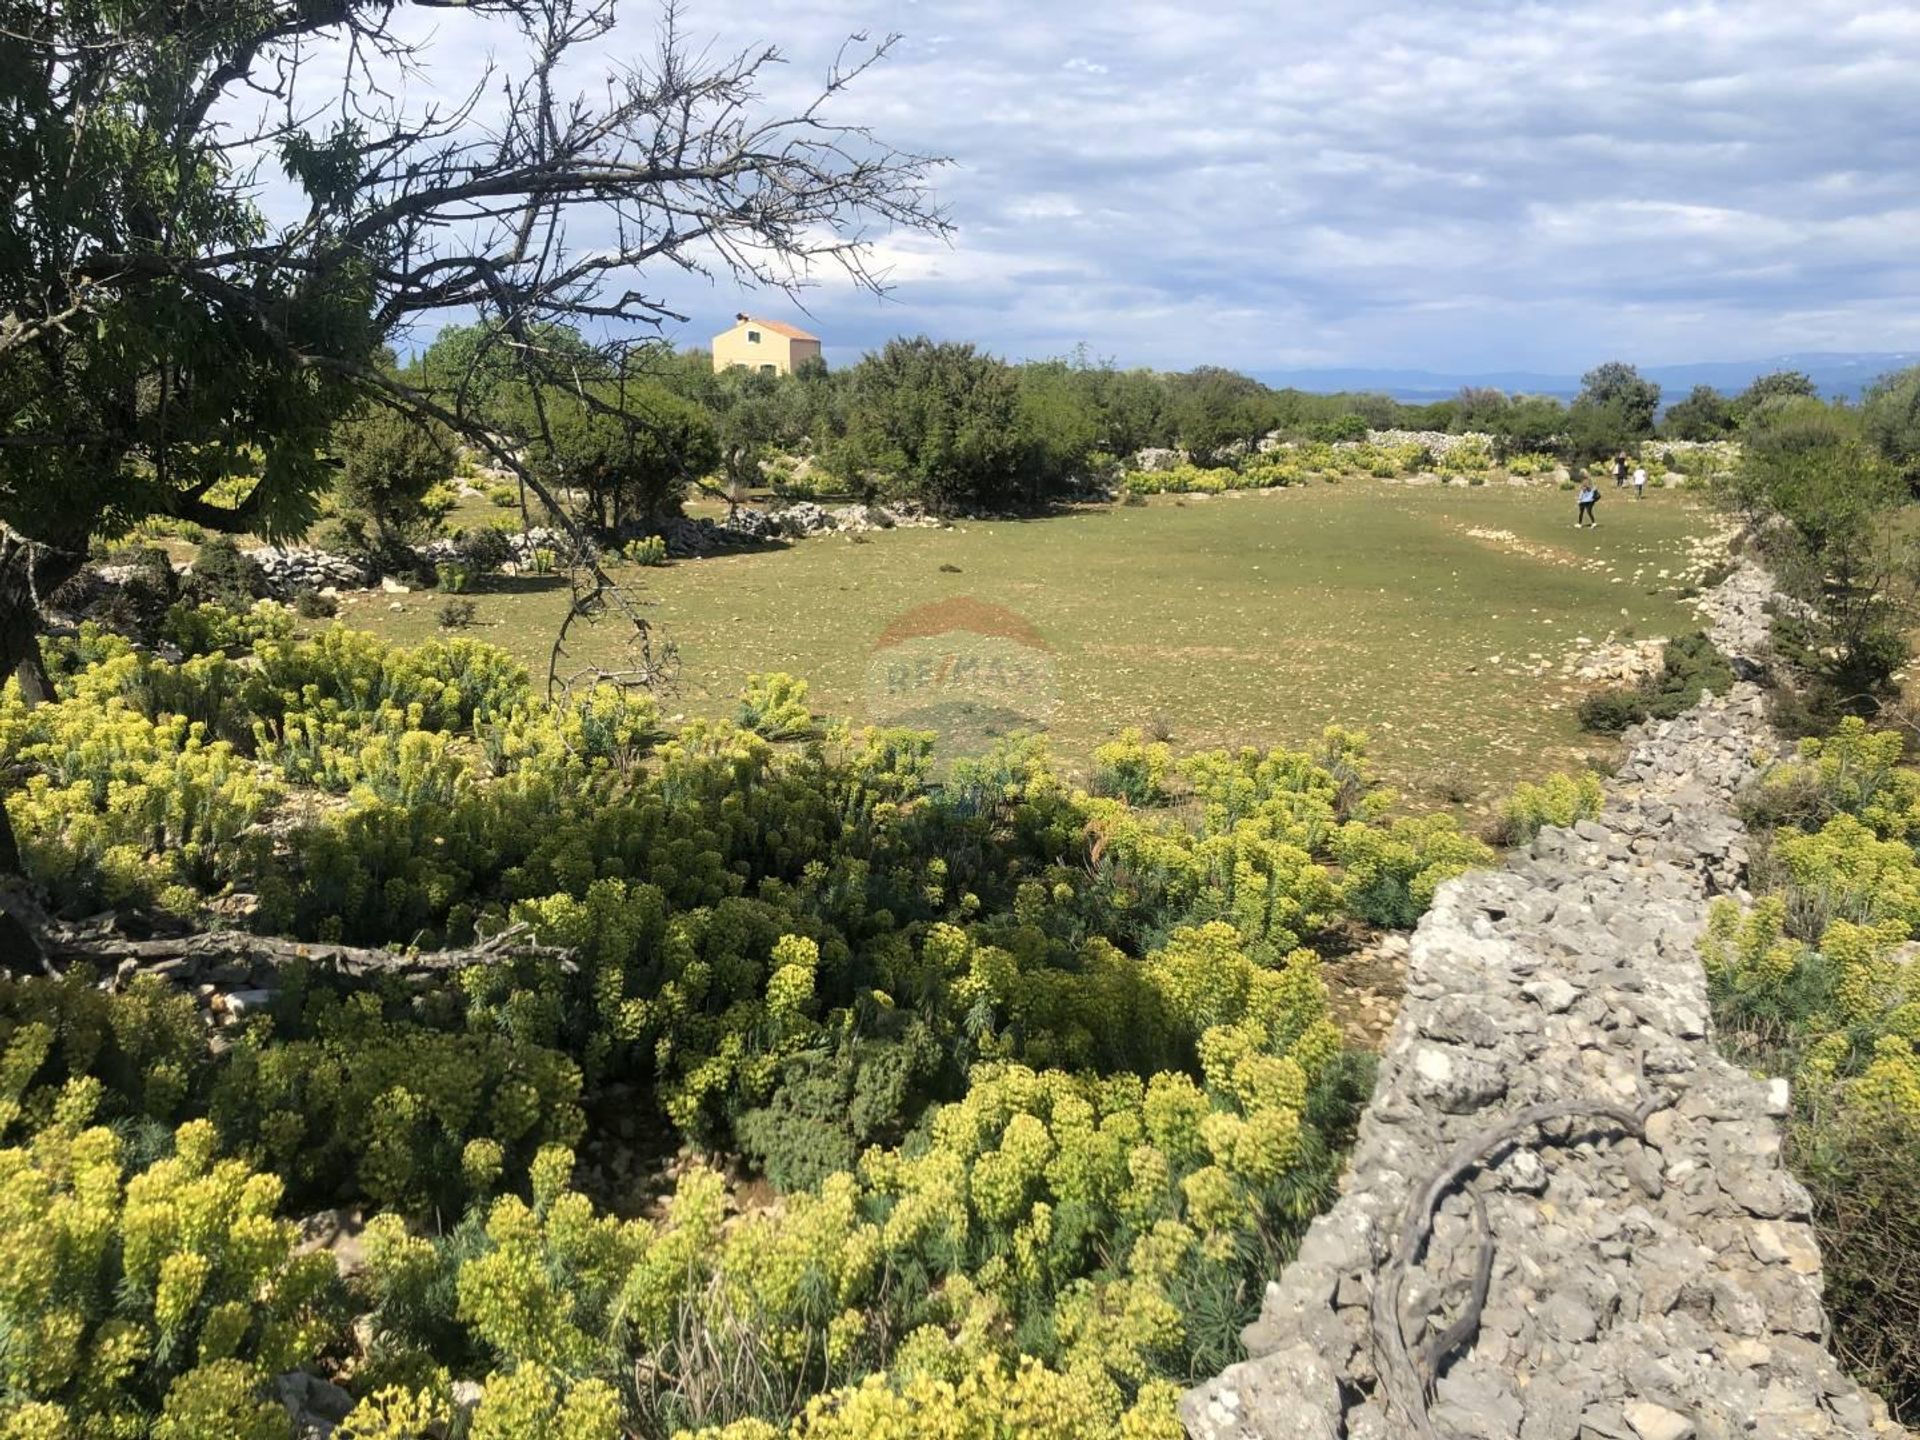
1182,559,1909,1440
220,500,951,595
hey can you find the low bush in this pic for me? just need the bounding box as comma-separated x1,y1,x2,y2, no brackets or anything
1577,632,1734,735
736,672,813,739
294,590,339,620
625,534,668,567
438,598,478,629
186,537,266,610
456,525,513,574
0,1112,342,1436
1487,771,1604,845
1091,727,1172,806
0,630,1514,1438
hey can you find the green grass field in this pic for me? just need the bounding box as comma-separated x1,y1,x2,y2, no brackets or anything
326,479,1720,805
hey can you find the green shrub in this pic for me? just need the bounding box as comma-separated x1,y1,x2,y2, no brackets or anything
1577,688,1646,734
435,561,473,594
736,672,813,739
0,1113,342,1435
2,633,1514,1439
624,535,668,567
1701,734,1920,1421
1091,727,1172,806
294,589,338,620
438,598,478,629
1489,772,1604,845
1577,632,1733,735
456,525,513,574
186,537,265,610
159,600,295,658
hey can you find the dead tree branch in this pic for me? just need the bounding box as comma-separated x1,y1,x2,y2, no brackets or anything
1371,1093,1670,1439
38,918,575,984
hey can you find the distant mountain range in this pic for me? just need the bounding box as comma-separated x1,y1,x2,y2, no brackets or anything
1253,352,1918,404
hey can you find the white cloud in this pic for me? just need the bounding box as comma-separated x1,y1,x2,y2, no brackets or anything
258,0,1920,372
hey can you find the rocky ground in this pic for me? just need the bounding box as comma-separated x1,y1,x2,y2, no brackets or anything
1182,560,1910,1440
228,500,950,600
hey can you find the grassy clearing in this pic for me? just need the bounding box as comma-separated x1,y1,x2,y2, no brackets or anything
318,480,1717,804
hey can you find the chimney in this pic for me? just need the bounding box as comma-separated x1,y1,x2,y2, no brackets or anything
736,312,750,322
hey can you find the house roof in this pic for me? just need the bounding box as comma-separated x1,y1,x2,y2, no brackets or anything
732,315,819,342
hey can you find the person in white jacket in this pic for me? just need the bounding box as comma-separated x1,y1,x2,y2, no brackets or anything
1632,464,1647,500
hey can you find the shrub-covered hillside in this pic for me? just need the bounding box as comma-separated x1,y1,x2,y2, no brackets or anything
0,609,1498,1438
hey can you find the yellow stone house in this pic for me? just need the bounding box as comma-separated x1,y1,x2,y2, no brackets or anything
710,313,823,375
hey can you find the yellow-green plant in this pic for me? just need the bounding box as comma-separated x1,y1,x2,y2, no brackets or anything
1091,728,1172,806
1491,771,1604,845
0,1113,339,1435
738,673,814,740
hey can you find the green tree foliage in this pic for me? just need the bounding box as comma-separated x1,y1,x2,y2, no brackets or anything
1016,360,1106,493
513,383,719,536
1576,361,1662,434
1564,362,1659,461
1662,385,1737,441
1091,367,1175,456
1489,394,1567,460
1734,369,1819,419
1862,365,1920,493
831,338,1031,509
1728,398,1916,722
415,323,607,426
709,368,799,499
330,407,456,552
1164,368,1271,466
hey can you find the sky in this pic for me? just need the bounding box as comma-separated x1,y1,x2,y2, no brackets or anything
283,1,1920,374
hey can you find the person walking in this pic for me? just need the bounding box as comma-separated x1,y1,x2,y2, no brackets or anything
1612,452,1628,489
1576,479,1599,527
1632,463,1647,500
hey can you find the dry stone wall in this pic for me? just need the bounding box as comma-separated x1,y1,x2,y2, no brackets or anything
1183,561,1910,1440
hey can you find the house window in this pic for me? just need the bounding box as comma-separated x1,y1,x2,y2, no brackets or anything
746,329,761,343
760,364,777,375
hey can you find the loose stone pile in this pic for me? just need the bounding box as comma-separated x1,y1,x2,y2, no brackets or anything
225,501,949,589
238,548,374,595
1182,557,1909,1440
1362,429,1493,458
411,526,564,569
765,498,947,538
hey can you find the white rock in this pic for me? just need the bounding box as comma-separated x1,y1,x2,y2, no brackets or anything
1624,1400,1695,1440
1765,1076,1791,1117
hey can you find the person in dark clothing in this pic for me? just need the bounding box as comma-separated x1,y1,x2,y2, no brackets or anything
1612,452,1628,488
1576,480,1599,527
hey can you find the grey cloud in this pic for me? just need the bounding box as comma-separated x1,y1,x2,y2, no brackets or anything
260,0,1920,372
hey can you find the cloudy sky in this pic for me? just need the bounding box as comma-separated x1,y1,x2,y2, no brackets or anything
317,1,1920,374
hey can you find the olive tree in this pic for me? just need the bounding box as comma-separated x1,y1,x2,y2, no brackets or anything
1569,361,1660,455
0,0,945,872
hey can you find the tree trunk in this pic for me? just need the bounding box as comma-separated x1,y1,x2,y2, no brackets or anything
13,638,52,706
